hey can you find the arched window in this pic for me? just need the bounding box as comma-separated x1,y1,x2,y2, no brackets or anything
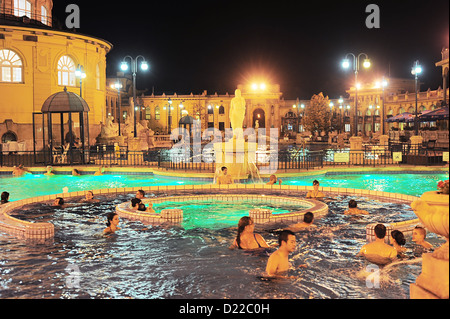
155,106,160,120
0,49,23,83
14,0,32,18
57,56,76,87
218,105,225,114
407,106,414,113
145,107,152,120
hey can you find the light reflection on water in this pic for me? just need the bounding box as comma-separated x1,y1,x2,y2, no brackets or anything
0,193,445,299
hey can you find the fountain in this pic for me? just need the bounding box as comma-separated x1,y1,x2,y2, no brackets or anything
214,89,258,180
410,183,449,299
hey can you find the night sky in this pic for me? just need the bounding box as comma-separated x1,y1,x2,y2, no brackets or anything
52,0,449,100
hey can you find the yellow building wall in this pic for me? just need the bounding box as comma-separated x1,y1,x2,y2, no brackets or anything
0,25,112,128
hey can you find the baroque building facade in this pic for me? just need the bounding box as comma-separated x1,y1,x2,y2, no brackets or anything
0,0,112,150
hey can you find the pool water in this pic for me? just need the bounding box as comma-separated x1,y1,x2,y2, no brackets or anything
1,193,445,299
152,200,307,230
282,172,449,197
1,171,448,201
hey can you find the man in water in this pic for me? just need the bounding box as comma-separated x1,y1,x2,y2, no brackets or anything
217,167,234,185
344,200,369,215
357,224,397,264
266,230,298,277
286,212,316,232
412,226,433,250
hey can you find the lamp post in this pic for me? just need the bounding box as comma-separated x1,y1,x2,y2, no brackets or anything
111,82,123,136
120,55,149,138
341,53,371,136
411,60,422,136
338,97,344,134
168,98,173,135
75,65,86,97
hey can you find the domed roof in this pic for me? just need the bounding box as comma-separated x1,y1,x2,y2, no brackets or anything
41,87,90,113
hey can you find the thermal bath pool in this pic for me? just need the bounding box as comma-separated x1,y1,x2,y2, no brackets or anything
1,191,445,299
0,169,448,299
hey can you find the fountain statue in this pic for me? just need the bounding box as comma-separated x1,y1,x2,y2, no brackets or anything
214,88,257,180
410,186,449,299
229,89,246,140
97,115,123,145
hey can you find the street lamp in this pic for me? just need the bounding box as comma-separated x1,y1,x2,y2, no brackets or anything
111,82,123,136
375,78,389,135
168,98,173,135
120,55,149,137
75,65,86,97
341,53,371,136
411,60,422,135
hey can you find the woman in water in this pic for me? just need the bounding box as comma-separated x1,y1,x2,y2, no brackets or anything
230,216,270,250
390,230,407,258
306,180,324,199
103,212,120,234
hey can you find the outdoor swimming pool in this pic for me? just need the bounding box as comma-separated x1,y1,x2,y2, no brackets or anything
1,193,445,299
1,170,448,200
0,169,448,299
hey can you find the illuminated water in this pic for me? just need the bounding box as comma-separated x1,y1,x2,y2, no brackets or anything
0,170,448,299
152,200,308,230
1,193,445,299
1,171,448,201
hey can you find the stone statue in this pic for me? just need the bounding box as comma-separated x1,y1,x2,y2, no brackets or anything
100,115,119,138
229,89,246,139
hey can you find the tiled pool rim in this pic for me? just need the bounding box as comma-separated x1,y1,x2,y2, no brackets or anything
0,184,421,241
116,194,328,226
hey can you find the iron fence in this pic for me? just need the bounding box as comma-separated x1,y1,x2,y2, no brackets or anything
1,143,448,173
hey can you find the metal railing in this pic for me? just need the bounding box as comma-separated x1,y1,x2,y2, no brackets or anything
1,143,448,172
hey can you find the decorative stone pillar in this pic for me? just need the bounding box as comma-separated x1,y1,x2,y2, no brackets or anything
410,191,449,299
349,136,363,165
249,209,273,224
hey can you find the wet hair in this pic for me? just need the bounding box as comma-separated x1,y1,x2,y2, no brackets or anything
278,229,295,246
221,166,227,171
1,191,9,204
313,180,320,186
303,212,314,224
131,198,142,208
55,197,64,206
137,189,145,197
236,216,253,248
391,230,406,246
414,226,427,237
138,203,147,211
106,212,117,227
348,199,358,208
374,224,387,239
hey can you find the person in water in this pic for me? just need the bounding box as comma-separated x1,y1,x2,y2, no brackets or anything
44,166,55,176
136,189,146,199
412,226,433,250
104,212,120,234
390,229,407,258
266,230,301,278
82,190,99,203
357,224,397,263
266,174,282,185
344,199,369,215
12,164,31,177
52,197,64,207
286,212,316,232
1,191,10,204
306,180,324,199
217,167,234,185
230,216,270,250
